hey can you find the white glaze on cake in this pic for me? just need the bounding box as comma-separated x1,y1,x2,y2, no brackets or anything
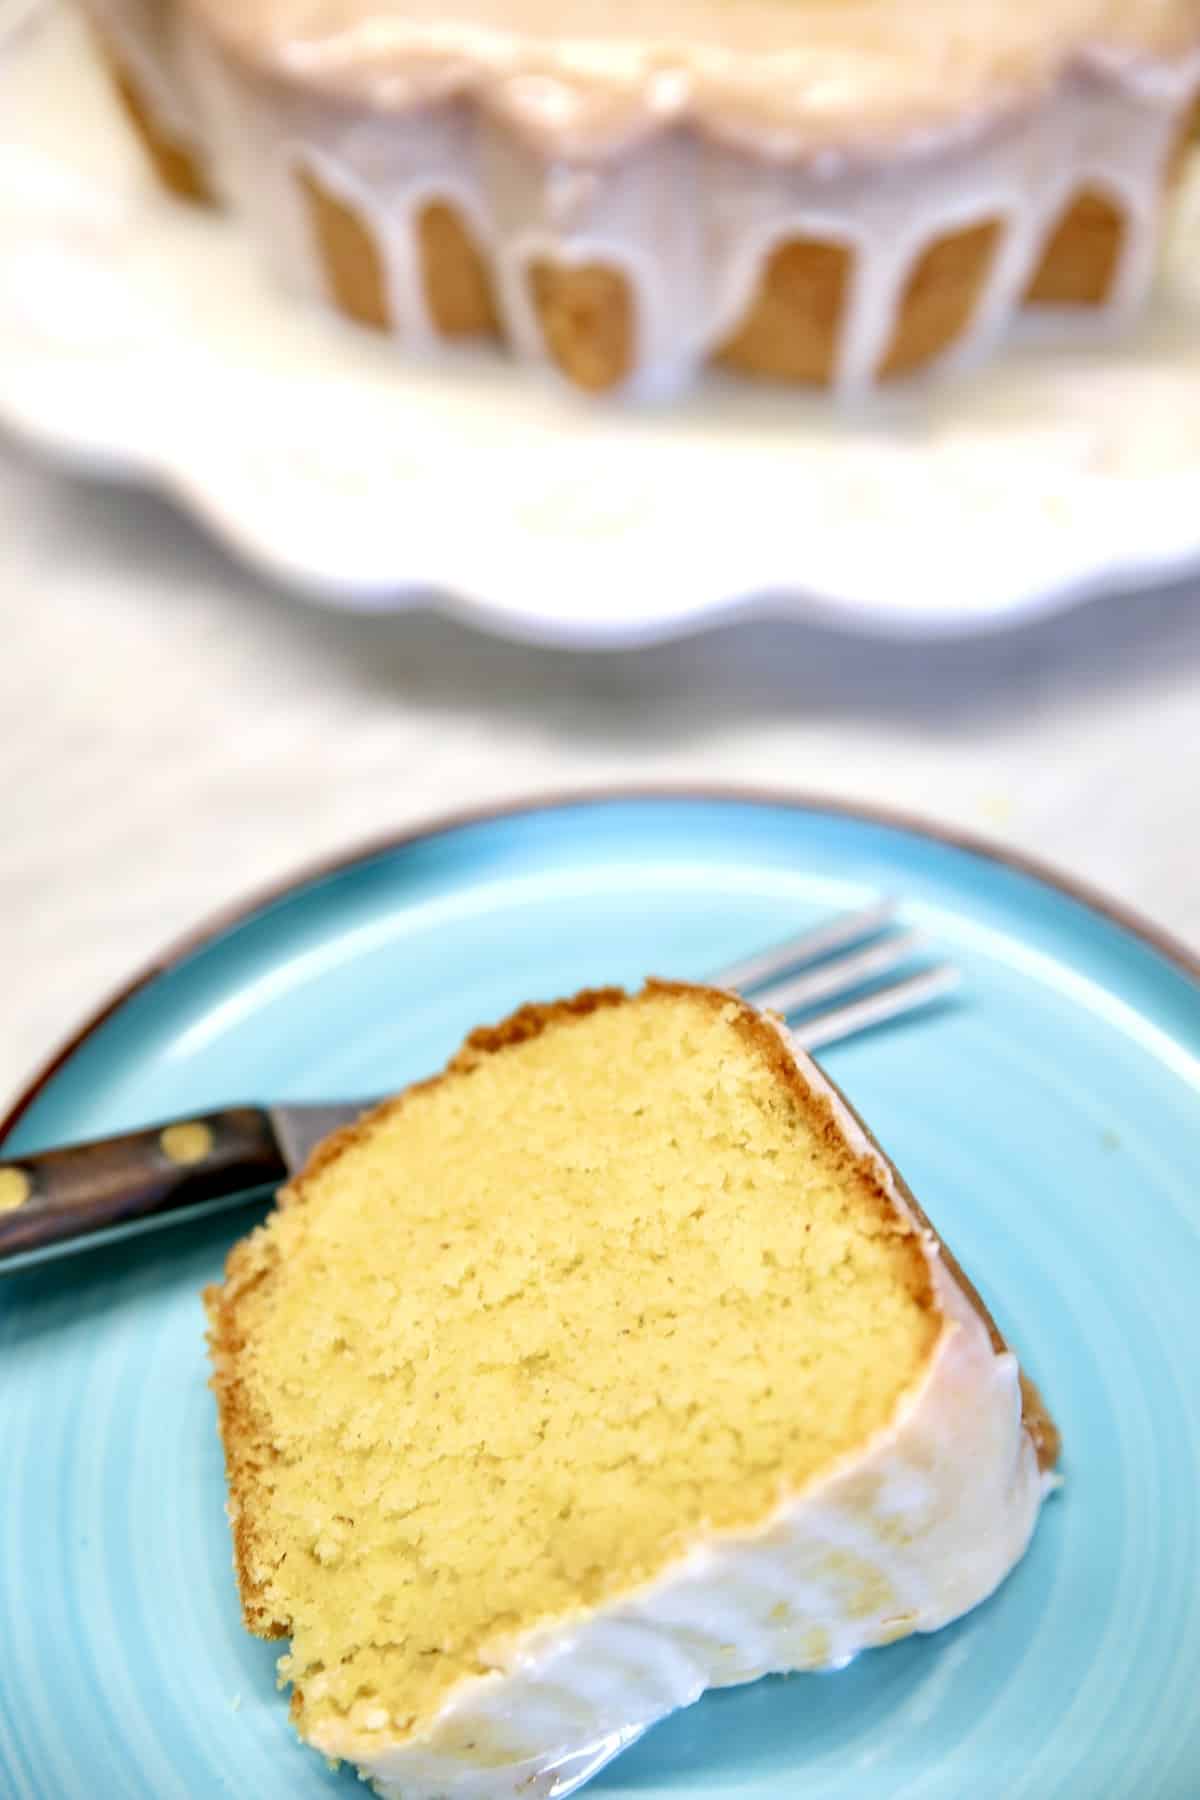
183,0,1200,157
295,1024,1056,1800
183,15,1200,395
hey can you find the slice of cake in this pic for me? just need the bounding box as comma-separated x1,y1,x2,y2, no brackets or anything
205,982,1059,1798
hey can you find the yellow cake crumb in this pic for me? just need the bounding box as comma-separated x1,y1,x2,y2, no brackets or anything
207,984,945,1742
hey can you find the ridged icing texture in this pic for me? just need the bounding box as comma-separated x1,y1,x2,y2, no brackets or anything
309,1028,1052,1800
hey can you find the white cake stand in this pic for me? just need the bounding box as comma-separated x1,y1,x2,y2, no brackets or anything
3,5,1200,648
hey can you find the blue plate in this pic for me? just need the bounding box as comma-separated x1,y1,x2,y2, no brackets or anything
3,794,1199,1800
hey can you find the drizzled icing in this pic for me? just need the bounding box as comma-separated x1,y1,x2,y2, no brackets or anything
86,0,1200,393
185,0,1200,157
185,16,1200,396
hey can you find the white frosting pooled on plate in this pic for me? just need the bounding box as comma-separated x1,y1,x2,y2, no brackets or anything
301,1028,1056,1800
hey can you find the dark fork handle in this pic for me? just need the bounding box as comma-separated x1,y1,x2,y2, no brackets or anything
0,1108,286,1266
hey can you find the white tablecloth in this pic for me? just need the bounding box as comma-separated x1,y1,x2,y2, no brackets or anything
3,433,1198,1106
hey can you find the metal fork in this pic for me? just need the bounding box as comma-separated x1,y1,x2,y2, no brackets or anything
0,899,957,1272
721,896,957,1051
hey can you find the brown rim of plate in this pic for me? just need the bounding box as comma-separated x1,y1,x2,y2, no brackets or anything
3,785,1197,1144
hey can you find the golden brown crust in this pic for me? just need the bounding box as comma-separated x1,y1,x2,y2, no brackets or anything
715,222,1005,388
877,219,1003,379
1024,189,1126,307
296,182,500,339
98,43,215,205
526,262,635,392
418,201,500,338
206,979,1058,1639
204,1240,292,1636
716,239,851,385
451,985,629,1065
297,168,392,331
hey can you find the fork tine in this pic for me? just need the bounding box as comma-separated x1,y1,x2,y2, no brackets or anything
792,965,961,1053
715,898,898,994
751,929,925,1017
